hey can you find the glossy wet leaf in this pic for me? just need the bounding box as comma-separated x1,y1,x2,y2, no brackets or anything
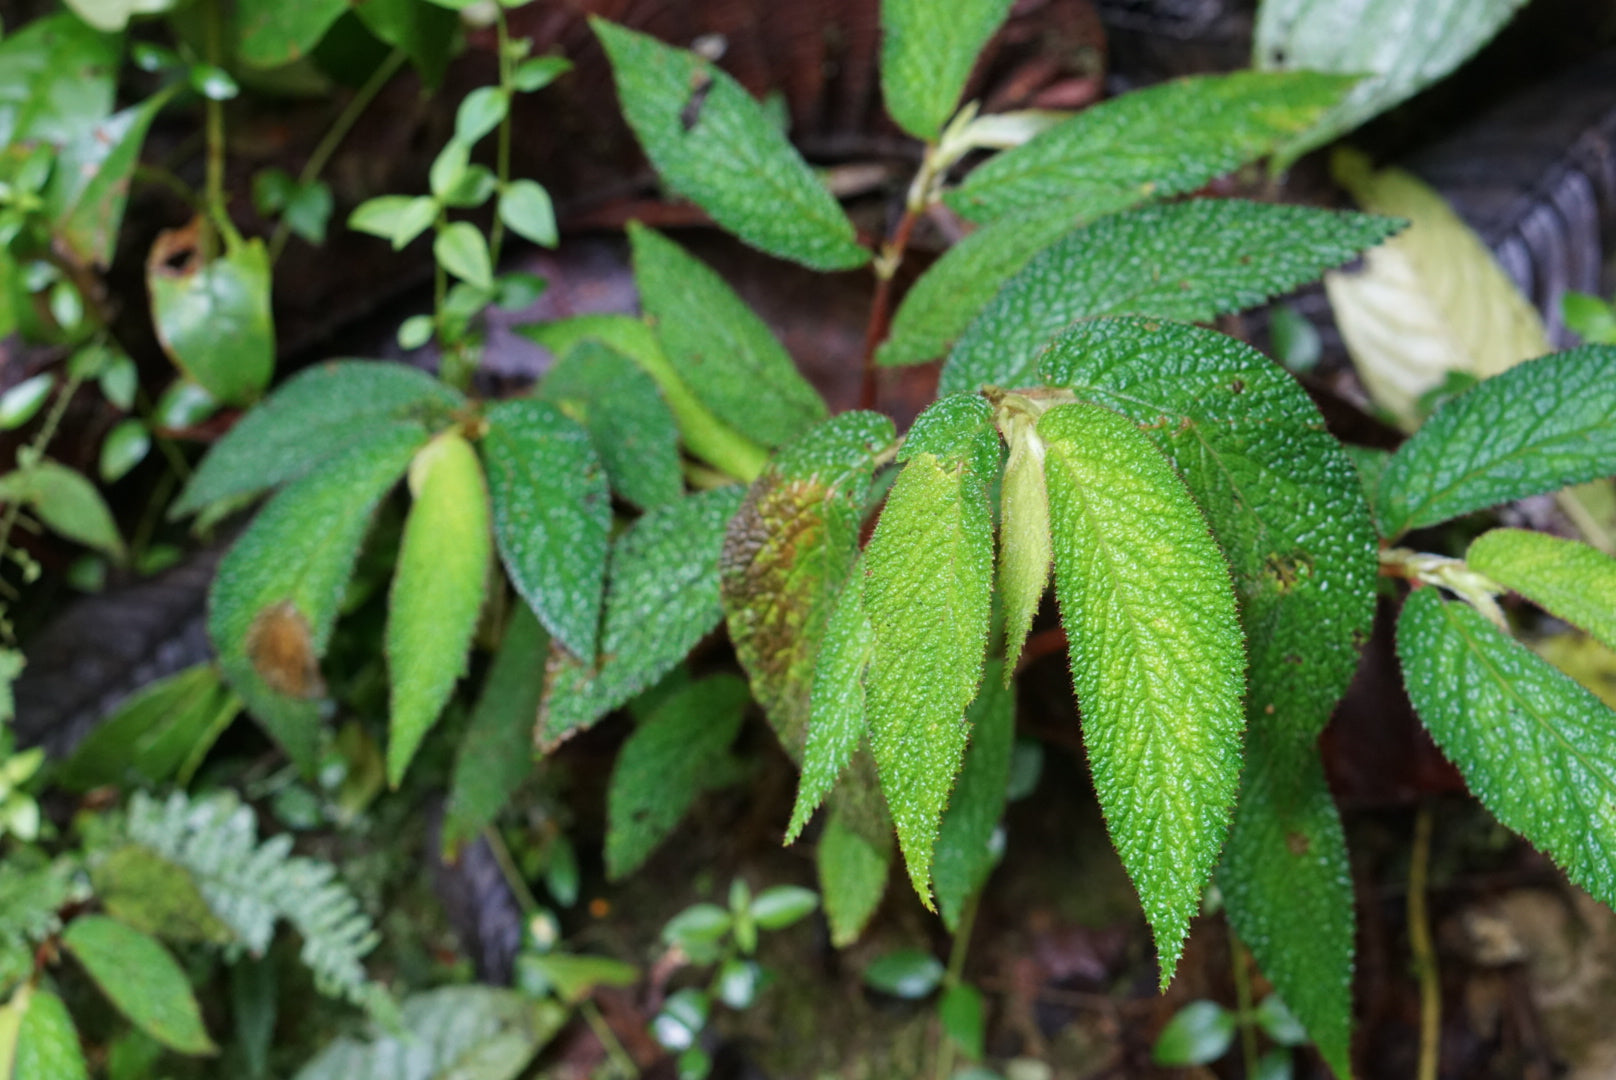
1398,588,1616,906
1040,402,1245,986
863,949,944,999
932,664,1013,931
0,14,117,148
99,419,149,483
0,375,53,431
499,179,557,248
940,200,1400,394
539,486,746,747
386,433,491,786
62,916,216,1056
147,224,275,406
1376,345,1616,538
210,430,422,772
173,361,462,518
865,395,998,905
0,462,124,561
592,20,868,271
631,224,827,448
9,988,88,1080
816,764,893,947
434,221,493,290
50,91,172,269
1151,1000,1234,1066
722,412,895,760
879,0,1013,140
750,886,819,930
948,71,1356,222
605,675,749,879
482,399,610,659
1041,318,1377,738
235,0,348,67
1468,529,1616,651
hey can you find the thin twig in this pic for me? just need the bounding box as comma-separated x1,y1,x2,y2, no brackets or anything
935,887,983,1080
1409,803,1441,1080
858,203,922,411
579,999,638,1078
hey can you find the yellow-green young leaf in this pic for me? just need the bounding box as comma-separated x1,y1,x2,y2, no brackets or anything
865,394,999,906
210,429,423,773
1375,345,1616,538
947,71,1357,223
722,412,896,760
61,916,216,1056
539,487,747,748
630,224,828,448
816,753,894,947
786,567,874,843
1325,149,1549,430
1468,529,1616,652
591,19,869,272
386,432,491,787
932,663,1014,931
1398,587,1616,906
1217,736,1355,1078
481,400,610,659
997,404,1051,678
443,605,548,856
940,200,1401,395
605,675,750,879
1040,402,1245,987
9,987,88,1080
147,225,275,406
879,0,1013,141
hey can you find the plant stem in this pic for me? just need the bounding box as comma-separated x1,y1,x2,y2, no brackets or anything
934,887,983,1080
858,203,922,412
480,824,542,916
201,0,227,259
488,8,514,265
580,999,638,1078
1409,803,1440,1080
268,48,408,265
1230,932,1258,1080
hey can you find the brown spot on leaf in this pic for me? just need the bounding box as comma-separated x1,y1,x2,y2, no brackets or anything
245,600,325,699
1230,378,1245,394
1263,551,1313,594
1286,831,1311,856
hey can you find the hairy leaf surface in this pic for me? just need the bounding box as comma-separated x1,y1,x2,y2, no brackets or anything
1468,529,1616,652
880,0,1013,140
816,754,894,947
941,200,1400,394
787,568,874,842
1398,587,1616,906
593,19,868,271
1041,402,1245,985
997,404,1052,677
933,665,1014,930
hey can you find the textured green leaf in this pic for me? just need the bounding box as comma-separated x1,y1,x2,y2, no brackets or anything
722,412,896,759
1468,529,1616,652
443,605,548,855
1040,402,1245,986
1256,0,1529,163
235,0,347,66
386,433,492,786
816,757,893,948
592,20,869,271
148,227,275,406
605,675,749,879
865,394,998,906
996,402,1051,677
482,399,611,659
10,988,88,1080
940,200,1401,394
948,71,1356,223
62,916,216,1056
1041,318,1377,736
879,0,1013,140
50,91,172,269
173,361,463,518
0,14,117,149
92,846,234,945
58,663,238,791
1398,587,1616,906
210,429,423,772
932,663,1014,931
631,224,828,448
1218,738,1355,1077
1376,346,1616,538
539,486,747,747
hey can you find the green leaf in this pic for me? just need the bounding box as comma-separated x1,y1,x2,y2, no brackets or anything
354,0,458,86
1255,0,1530,163
482,399,611,659
147,226,275,406
539,340,682,511
1398,587,1616,907
293,987,565,1080
442,605,548,854
932,664,1013,931
498,179,557,248
1468,529,1616,652
58,663,239,791
539,486,747,747
235,0,347,67
99,419,149,483
0,376,53,431
939,200,1401,395
865,394,998,906
750,886,819,930
948,71,1356,223
0,14,118,149
605,675,749,879
1218,737,1355,1077
1255,995,1308,1048
996,403,1050,676
938,982,986,1060
630,224,828,448
62,0,178,32
863,949,944,999
1040,402,1245,987
50,90,173,269
61,916,215,1056
513,56,570,93
10,987,88,1080
454,86,507,145
1040,318,1378,738
210,430,423,772
879,0,1012,140
386,433,492,786
173,361,462,519
1151,1000,1235,1066
433,221,493,290
1376,346,1616,538
0,462,124,560
662,904,731,951
520,955,638,1006
722,412,896,759
591,19,869,272
91,846,234,945
816,762,893,947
